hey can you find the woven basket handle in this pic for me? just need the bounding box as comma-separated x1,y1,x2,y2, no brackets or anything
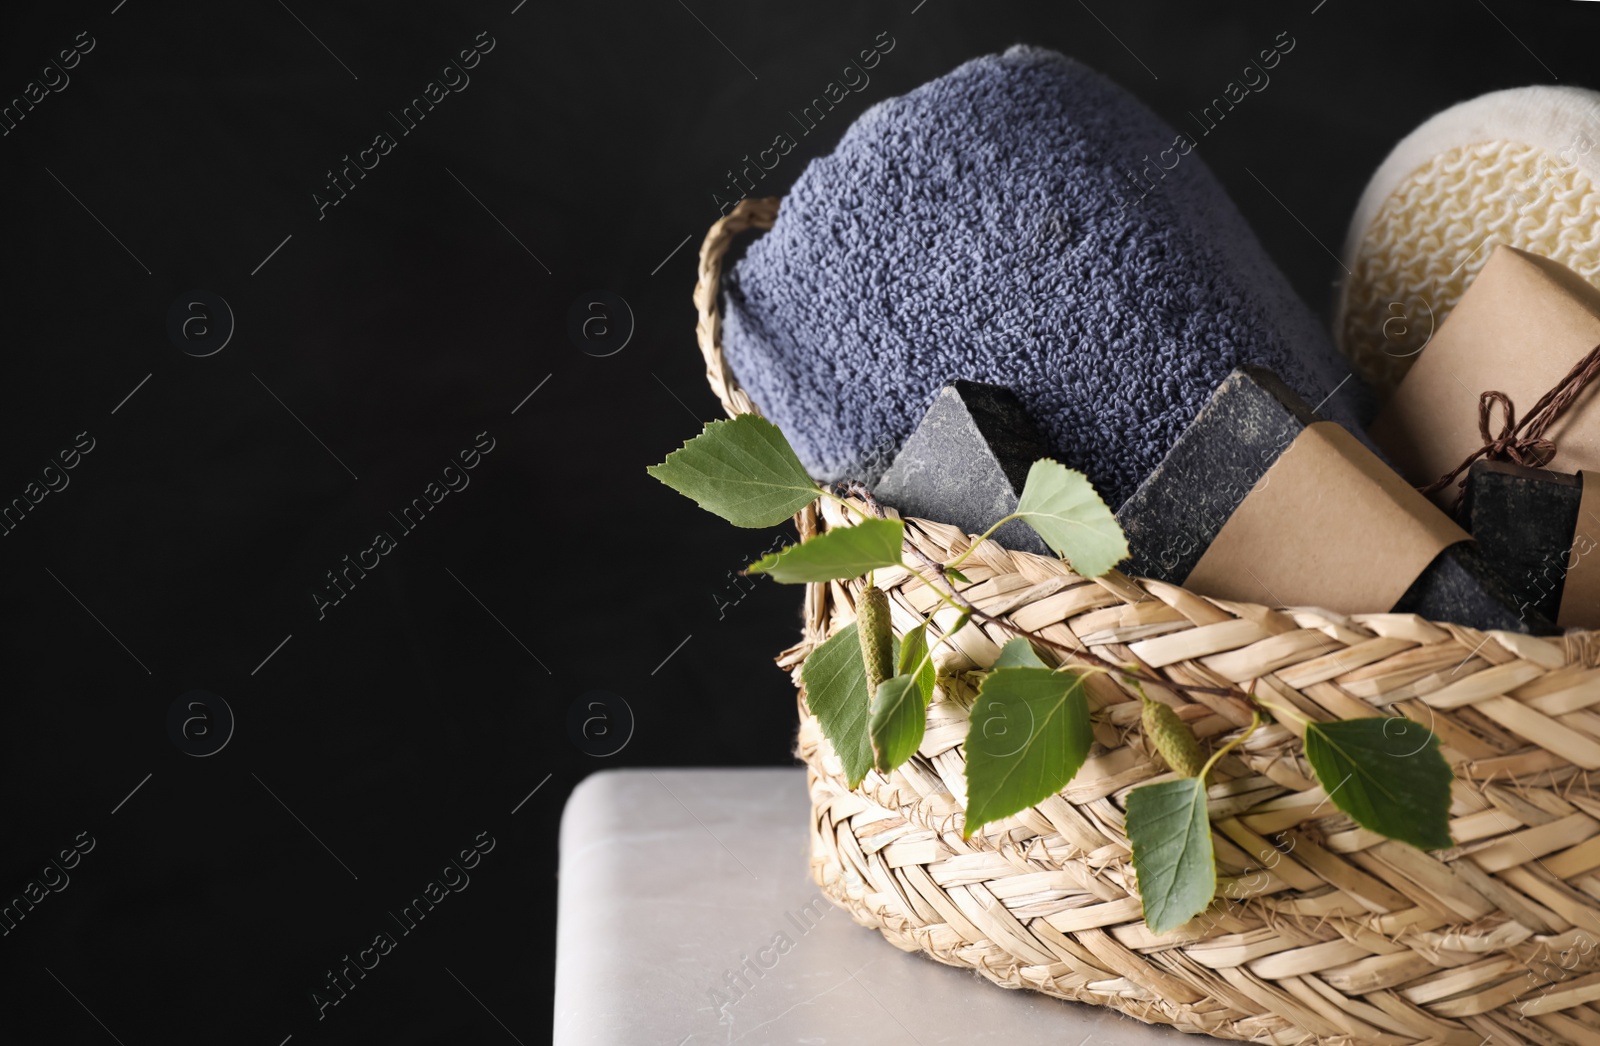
693,197,780,419
688,196,825,589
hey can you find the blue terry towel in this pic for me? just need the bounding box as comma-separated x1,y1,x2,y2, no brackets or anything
720,46,1362,510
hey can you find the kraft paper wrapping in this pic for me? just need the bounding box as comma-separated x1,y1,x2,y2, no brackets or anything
1372,246,1600,507
1560,471,1600,629
1186,423,1470,614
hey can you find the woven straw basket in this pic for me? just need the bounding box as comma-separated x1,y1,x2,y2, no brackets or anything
694,197,1600,1046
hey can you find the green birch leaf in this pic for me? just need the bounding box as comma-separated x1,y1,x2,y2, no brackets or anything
1012,459,1129,577
945,566,971,584
897,623,935,707
963,667,1093,836
1127,777,1216,934
747,518,904,583
1303,717,1454,851
992,637,1047,670
869,674,925,772
647,414,820,528
802,623,899,789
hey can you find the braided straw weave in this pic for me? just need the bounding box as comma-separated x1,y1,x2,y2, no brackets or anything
697,198,1600,1046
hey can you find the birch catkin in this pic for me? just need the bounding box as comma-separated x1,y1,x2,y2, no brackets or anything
1142,697,1206,778
857,584,894,695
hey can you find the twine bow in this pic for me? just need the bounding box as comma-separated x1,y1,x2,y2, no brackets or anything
1420,341,1600,506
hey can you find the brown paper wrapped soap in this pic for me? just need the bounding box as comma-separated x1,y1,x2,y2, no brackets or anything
1372,245,1600,504
1117,368,1554,633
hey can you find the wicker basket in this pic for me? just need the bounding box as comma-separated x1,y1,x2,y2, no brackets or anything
693,197,1600,1046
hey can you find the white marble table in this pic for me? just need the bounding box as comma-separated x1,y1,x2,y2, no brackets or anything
554,767,1190,1046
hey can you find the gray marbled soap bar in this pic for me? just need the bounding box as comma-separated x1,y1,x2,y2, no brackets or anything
873,380,1054,556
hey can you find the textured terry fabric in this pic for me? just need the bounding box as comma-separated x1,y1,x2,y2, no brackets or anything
721,46,1359,509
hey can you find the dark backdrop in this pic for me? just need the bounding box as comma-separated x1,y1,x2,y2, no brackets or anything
0,1,1593,1042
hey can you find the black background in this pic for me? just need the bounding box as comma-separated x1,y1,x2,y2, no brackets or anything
0,1,1594,1043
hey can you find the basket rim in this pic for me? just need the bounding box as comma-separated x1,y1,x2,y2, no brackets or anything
689,195,1598,651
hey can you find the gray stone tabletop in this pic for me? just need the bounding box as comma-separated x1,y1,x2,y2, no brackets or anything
555,767,1190,1046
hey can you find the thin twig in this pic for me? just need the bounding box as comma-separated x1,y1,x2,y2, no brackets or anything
834,482,1246,700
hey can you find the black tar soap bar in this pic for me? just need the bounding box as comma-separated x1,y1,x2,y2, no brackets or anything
1114,366,1556,634
1117,367,1316,583
1463,461,1582,624
872,380,1054,556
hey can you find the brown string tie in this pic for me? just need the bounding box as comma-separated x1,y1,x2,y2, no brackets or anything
1419,341,1600,505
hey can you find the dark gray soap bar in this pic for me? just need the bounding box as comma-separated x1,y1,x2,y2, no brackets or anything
1392,540,1556,634
1114,366,1557,634
1117,367,1316,582
1463,461,1582,624
872,381,1053,556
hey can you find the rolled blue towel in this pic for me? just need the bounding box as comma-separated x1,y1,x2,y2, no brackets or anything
720,45,1363,509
